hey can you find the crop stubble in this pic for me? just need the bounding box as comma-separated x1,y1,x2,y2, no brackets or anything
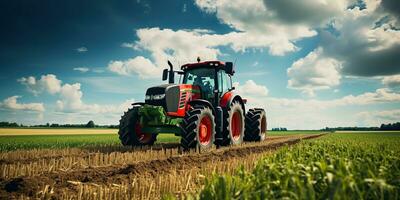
0,134,324,199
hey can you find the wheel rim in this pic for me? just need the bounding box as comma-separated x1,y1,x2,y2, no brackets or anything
134,123,152,144
231,111,242,141
199,116,212,146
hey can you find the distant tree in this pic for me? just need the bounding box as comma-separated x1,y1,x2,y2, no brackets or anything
0,122,19,127
86,120,95,128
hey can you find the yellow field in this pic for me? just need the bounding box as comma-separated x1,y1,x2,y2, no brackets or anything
0,128,118,136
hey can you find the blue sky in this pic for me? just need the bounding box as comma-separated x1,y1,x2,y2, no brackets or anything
0,0,399,129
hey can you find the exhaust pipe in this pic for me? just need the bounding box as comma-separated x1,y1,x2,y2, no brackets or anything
167,61,174,84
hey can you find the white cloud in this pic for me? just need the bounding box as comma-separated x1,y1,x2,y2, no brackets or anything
0,96,44,112
121,43,136,49
357,109,400,126
234,80,268,97
108,56,160,78
73,67,90,73
234,79,400,129
382,75,400,88
19,74,134,114
318,1,400,77
334,88,400,105
18,74,62,95
55,82,133,114
110,23,314,78
114,0,343,79
287,48,342,96
76,47,88,53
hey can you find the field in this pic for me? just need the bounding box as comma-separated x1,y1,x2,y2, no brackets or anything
0,128,179,152
0,129,398,199
0,128,314,152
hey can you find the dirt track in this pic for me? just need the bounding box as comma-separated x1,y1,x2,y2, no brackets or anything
0,134,325,199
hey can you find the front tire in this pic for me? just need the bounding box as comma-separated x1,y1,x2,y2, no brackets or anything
118,106,157,146
244,108,267,142
180,105,215,151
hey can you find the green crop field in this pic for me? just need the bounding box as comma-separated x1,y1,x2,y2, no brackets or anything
199,131,400,199
0,128,316,152
1,129,398,199
0,129,180,151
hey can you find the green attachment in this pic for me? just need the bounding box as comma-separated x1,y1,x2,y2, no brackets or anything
141,126,182,135
138,105,182,135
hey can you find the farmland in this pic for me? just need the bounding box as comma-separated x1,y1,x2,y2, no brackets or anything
0,128,315,152
200,132,400,199
0,129,398,199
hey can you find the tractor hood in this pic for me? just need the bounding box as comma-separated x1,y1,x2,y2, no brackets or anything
145,84,180,113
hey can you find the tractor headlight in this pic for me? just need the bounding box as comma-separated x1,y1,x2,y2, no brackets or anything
152,94,165,100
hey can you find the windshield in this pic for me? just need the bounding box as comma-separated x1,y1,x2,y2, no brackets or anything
183,68,215,99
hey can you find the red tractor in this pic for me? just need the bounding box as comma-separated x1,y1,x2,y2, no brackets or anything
118,60,267,150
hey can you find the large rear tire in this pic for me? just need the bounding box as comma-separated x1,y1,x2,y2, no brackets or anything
180,105,215,151
118,106,157,146
244,108,267,142
220,101,245,146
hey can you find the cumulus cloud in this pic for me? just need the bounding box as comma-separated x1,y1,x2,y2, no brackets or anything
357,109,400,126
269,88,400,128
73,67,90,73
234,80,269,97
19,74,134,114
266,0,400,95
287,48,342,96
318,0,400,77
18,74,62,95
55,82,134,114
76,47,88,53
262,0,349,26
108,56,160,78
0,96,44,112
195,0,400,96
195,0,321,37
382,75,400,88
234,79,400,129
112,0,338,79
109,23,315,78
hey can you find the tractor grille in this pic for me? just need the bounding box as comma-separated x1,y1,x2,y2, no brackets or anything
179,92,187,108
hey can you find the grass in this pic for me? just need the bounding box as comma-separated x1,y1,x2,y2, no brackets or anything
199,131,400,199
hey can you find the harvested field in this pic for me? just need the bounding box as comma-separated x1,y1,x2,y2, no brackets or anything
0,134,325,199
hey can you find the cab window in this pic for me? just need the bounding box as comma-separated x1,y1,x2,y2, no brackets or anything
218,70,232,95
183,68,215,100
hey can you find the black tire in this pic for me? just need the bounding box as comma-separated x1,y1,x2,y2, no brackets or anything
220,101,245,146
180,105,215,151
244,108,267,142
118,106,157,146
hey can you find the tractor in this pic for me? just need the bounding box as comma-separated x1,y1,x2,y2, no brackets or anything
118,59,267,150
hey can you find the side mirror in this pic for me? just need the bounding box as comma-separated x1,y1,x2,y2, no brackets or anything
225,62,234,75
162,69,168,81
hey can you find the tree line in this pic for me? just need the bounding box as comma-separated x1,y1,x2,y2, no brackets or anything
323,122,400,131
0,121,118,128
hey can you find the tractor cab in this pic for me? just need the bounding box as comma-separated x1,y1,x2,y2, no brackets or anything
180,61,234,103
